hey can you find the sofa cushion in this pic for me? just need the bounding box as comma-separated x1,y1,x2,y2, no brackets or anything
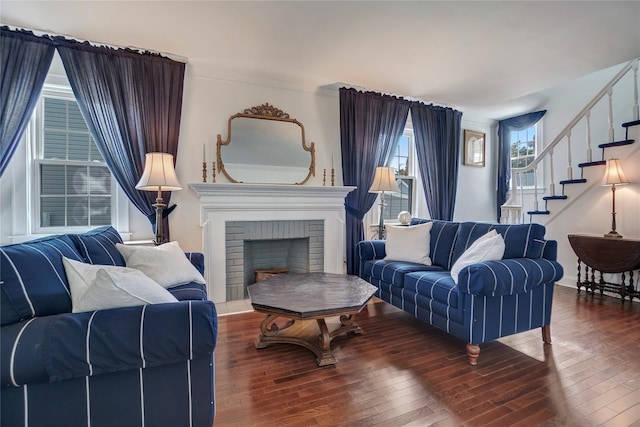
365,259,444,288
404,271,460,310
70,226,125,266
452,222,546,263
450,230,505,284
116,241,206,289
384,222,432,265
410,219,460,269
1,235,83,325
74,268,178,313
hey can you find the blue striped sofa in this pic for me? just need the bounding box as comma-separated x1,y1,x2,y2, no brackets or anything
357,219,563,365
1,226,218,427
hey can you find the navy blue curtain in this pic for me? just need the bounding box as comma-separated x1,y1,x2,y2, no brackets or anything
496,110,546,222
411,103,463,221
340,88,410,274
0,27,55,176
56,40,185,241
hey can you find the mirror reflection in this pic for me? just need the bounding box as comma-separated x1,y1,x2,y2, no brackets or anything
216,104,315,185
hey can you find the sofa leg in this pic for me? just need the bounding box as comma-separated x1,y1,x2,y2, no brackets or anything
542,325,552,344
466,343,480,365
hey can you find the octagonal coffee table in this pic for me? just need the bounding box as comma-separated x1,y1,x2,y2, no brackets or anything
247,272,377,366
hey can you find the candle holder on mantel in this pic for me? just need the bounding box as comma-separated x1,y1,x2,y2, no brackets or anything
202,162,207,183
212,162,217,183
331,168,335,186
323,169,326,186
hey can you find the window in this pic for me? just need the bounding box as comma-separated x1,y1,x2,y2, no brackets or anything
510,125,537,187
384,131,415,221
34,88,113,230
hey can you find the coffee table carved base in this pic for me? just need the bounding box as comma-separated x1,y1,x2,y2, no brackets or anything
254,313,362,366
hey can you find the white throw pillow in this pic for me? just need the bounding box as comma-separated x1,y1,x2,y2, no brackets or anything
384,222,432,265
116,241,206,289
74,268,177,313
63,257,144,311
450,230,505,284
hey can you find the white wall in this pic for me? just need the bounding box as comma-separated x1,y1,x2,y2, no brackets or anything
518,62,640,287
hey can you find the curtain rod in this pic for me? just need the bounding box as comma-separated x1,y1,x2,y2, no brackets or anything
1,23,188,63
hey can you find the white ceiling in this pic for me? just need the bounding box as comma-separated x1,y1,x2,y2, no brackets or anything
2,1,640,119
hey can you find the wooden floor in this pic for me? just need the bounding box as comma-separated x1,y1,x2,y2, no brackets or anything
214,285,640,426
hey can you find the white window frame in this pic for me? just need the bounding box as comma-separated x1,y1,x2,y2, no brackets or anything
383,128,417,224
27,84,129,237
510,122,544,190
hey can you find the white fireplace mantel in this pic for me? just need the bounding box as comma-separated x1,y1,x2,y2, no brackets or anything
189,183,356,302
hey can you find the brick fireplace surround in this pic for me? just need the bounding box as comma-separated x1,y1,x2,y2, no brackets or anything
189,183,356,303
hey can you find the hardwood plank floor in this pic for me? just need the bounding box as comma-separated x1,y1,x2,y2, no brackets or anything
214,285,640,426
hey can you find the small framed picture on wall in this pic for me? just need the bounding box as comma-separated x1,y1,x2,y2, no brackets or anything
463,129,485,167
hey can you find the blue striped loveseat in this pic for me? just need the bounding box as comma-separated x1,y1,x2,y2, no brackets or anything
357,219,563,365
1,226,218,427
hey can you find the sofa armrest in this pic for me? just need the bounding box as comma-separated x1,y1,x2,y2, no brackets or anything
457,258,564,296
356,240,386,262
541,240,558,261
44,301,217,383
184,251,204,275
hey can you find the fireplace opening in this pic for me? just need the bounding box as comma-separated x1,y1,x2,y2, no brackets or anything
244,238,309,292
225,220,324,301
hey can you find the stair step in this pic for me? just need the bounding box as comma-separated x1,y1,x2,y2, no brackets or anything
542,195,568,201
578,160,606,168
598,139,634,149
527,210,550,215
560,179,587,185
622,119,640,128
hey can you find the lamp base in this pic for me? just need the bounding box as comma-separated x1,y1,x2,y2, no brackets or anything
604,230,623,239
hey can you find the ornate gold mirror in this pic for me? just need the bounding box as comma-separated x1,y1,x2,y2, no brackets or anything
216,103,315,185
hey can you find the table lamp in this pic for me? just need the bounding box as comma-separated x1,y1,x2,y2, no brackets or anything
369,166,400,239
602,158,630,239
136,152,182,245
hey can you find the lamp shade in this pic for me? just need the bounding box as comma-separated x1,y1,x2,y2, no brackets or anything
603,158,630,186
136,152,182,191
369,167,400,193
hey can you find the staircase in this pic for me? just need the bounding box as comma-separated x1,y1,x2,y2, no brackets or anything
501,58,639,224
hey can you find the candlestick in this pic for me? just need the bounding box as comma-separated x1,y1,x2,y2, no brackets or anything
212,162,216,183
331,168,335,186
323,168,326,186
202,162,207,183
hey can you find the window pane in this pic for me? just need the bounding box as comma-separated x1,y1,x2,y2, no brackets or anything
388,135,410,175
90,196,111,225
68,132,90,161
41,197,66,227
67,165,88,195
68,196,89,226
44,98,67,130
384,178,412,220
40,164,65,195
43,129,67,159
89,166,111,194
67,102,86,131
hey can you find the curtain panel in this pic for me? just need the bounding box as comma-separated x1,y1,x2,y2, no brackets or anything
0,27,55,177
496,110,546,222
55,39,186,241
411,103,463,221
339,87,410,274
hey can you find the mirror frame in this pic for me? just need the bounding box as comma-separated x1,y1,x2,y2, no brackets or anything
216,103,316,185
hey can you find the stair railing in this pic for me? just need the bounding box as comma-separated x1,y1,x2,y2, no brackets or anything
502,58,639,223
